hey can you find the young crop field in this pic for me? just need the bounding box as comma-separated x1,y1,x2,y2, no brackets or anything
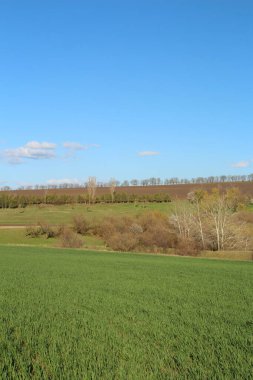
0,246,252,379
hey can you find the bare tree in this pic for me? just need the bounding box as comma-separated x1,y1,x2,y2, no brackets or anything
203,190,234,250
130,179,139,186
87,177,97,204
172,188,249,252
197,188,247,251
170,202,194,239
187,190,207,250
109,178,117,203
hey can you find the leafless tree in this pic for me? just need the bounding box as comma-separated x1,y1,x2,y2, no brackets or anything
87,177,97,204
170,202,194,239
187,191,206,249
109,178,117,203
172,188,250,251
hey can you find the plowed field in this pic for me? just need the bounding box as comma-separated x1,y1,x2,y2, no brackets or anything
6,181,253,199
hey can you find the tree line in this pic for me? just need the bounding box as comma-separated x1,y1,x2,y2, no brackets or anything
1,173,253,191
0,191,171,209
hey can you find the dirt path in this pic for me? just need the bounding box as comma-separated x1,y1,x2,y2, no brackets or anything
0,225,27,229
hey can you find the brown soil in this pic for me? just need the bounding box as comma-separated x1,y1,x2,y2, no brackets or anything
4,181,253,199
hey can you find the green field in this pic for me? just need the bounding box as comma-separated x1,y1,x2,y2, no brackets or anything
0,202,252,260
0,246,252,379
0,203,175,226
0,228,57,247
0,228,106,251
0,201,250,227
0,228,251,261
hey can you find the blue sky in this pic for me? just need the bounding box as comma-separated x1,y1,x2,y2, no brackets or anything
0,0,252,187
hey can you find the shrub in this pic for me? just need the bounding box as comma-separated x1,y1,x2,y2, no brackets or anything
73,215,90,235
95,217,117,239
96,213,178,253
46,227,59,238
140,226,176,251
38,221,59,239
175,237,200,256
129,223,143,234
96,216,135,238
137,212,176,251
107,232,139,252
26,226,42,238
115,216,135,233
59,227,83,248
57,224,65,235
236,211,253,224
138,211,169,232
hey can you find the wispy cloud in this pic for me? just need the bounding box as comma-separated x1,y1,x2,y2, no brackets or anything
63,142,88,151
3,141,57,164
25,141,56,149
47,178,82,186
232,160,251,168
138,151,160,157
63,142,100,158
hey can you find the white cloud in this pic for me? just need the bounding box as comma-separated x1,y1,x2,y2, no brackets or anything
63,142,100,158
63,142,88,150
3,141,57,164
47,178,82,185
2,140,100,163
138,151,160,157
63,142,100,150
232,161,250,168
25,141,56,149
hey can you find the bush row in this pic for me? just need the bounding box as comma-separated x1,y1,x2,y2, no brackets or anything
25,194,253,254
72,212,200,255
26,213,199,254
26,222,83,248
0,192,171,208
71,208,253,254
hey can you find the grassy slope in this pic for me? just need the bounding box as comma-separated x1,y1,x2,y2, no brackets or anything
0,228,251,261
0,228,57,247
0,228,253,261
0,228,106,250
0,246,252,379
0,201,250,227
0,203,175,226
248,204,253,211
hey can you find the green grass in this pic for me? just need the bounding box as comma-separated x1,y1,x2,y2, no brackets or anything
0,201,251,227
0,246,252,379
0,202,175,226
0,228,106,250
247,203,253,211
0,228,251,260
0,228,57,247
201,250,253,261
